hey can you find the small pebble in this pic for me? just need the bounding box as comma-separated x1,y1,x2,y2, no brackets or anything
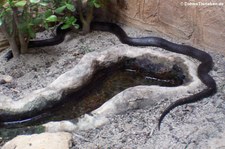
0,74,13,84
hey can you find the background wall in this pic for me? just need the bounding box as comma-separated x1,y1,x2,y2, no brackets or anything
0,32,8,52
108,0,225,54
1,1,224,54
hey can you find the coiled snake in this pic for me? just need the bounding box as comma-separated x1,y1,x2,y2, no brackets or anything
4,21,217,129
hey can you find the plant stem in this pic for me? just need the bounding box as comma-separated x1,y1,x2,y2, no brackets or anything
12,7,29,54
77,0,93,34
1,20,20,58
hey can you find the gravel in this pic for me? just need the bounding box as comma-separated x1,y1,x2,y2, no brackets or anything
0,25,224,148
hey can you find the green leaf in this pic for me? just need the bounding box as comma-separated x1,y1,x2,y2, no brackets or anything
0,18,3,26
17,22,28,33
88,0,101,8
61,16,79,29
93,2,101,8
39,2,48,6
28,28,36,38
5,7,12,12
0,11,4,17
42,0,50,2
66,3,75,12
46,15,57,22
30,0,40,4
33,17,43,25
44,22,49,29
73,24,79,29
44,10,52,18
15,1,27,7
61,23,71,29
55,6,66,14
64,16,76,24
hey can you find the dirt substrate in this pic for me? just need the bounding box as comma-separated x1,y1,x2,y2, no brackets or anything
0,25,225,148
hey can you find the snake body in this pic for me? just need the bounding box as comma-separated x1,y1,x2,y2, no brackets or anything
3,21,217,129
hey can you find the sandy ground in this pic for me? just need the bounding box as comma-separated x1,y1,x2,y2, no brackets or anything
0,25,225,148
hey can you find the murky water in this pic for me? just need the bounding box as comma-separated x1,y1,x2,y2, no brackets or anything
0,58,184,140
49,63,183,122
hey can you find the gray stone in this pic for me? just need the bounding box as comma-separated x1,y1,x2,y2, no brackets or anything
2,132,72,149
0,45,203,132
43,45,202,132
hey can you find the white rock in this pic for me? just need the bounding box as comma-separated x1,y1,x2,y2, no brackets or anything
0,45,202,118
0,74,13,84
207,132,225,149
2,132,72,149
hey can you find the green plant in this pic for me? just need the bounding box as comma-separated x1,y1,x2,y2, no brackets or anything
0,0,78,58
0,0,107,58
76,0,107,33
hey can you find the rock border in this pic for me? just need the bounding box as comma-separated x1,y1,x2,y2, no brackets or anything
0,44,203,131
2,132,72,149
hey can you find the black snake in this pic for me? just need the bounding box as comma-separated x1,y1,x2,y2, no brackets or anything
3,21,217,129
